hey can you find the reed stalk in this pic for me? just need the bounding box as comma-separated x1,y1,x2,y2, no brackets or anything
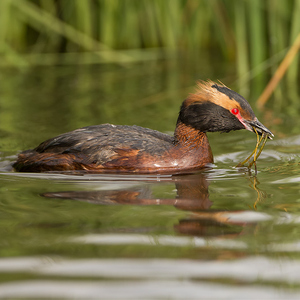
248,0,266,97
234,0,250,96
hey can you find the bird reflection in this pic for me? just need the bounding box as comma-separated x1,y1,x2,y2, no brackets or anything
42,172,264,238
43,173,212,209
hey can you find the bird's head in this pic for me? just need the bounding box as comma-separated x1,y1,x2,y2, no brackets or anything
177,80,273,138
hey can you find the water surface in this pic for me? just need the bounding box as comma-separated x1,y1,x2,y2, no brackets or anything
0,63,299,299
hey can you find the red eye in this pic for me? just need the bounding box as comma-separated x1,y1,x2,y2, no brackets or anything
231,108,239,115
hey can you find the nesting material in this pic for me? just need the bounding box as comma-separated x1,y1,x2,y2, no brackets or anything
237,128,270,175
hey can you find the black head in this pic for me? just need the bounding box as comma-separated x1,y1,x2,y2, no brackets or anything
177,81,273,138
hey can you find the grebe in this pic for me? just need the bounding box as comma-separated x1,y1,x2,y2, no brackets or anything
13,81,273,174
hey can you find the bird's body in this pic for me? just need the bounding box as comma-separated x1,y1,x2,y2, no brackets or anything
13,81,273,174
13,123,213,173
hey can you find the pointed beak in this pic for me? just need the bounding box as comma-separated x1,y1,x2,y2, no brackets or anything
245,119,274,139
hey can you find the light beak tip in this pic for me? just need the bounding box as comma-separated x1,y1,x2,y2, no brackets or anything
247,119,274,140
265,130,274,139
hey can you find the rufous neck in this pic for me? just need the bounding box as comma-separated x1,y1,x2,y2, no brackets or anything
174,121,208,147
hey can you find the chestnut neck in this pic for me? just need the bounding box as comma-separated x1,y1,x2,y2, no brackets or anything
174,121,208,148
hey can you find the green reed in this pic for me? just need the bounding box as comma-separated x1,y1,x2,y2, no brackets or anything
0,0,299,105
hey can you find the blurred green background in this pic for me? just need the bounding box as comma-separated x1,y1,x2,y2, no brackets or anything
0,0,299,104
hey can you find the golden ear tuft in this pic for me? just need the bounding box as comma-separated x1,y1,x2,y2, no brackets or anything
196,79,227,90
189,80,242,111
195,80,221,97
185,79,234,107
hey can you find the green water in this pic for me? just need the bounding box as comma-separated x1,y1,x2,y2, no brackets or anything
0,63,300,299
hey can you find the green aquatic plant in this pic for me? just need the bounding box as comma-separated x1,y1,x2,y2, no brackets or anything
237,128,270,175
